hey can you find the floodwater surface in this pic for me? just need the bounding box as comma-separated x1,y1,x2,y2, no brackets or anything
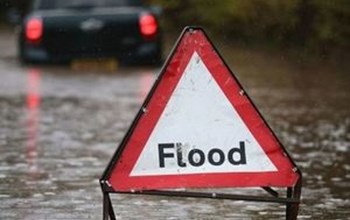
0,28,349,219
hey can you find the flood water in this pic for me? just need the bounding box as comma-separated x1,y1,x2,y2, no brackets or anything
0,28,349,219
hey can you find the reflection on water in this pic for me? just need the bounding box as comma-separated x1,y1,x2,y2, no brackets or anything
0,53,349,219
26,69,41,176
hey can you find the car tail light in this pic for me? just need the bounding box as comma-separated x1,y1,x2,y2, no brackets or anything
26,17,43,44
139,14,158,39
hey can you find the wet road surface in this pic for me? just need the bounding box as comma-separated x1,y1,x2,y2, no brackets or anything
0,28,349,219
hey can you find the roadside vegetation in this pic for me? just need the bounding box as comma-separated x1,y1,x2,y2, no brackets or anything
151,0,349,61
1,0,349,61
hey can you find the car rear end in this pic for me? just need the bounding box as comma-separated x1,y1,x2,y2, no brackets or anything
19,0,162,64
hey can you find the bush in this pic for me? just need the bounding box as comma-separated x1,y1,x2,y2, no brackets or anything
151,0,349,55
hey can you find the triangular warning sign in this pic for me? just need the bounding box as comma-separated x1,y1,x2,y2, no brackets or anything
101,27,300,192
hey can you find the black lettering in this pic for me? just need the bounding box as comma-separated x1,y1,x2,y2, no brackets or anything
228,141,247,165
208,148,225,166
158,143,175,168
188,149,205,167
176,143,186,167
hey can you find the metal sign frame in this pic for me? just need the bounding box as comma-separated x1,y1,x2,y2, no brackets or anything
100,26,302,220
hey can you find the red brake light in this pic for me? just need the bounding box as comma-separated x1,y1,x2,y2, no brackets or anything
26,18,43,43
139,14,158,39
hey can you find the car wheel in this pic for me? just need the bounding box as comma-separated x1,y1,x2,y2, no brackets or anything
18,44,29,64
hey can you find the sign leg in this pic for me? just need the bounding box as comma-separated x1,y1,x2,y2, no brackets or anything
107,193,116,220
103,193,109,220
286,179,302,220
103,193,116,220
286,187,295,220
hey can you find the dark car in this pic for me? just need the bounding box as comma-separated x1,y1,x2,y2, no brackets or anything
18,0,162,64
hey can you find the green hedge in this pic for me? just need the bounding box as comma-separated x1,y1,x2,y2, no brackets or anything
151,0,349,54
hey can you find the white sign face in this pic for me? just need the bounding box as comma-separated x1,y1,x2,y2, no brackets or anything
131,52,277,176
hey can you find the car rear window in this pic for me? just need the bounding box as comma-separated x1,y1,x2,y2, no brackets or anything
37,0,142,10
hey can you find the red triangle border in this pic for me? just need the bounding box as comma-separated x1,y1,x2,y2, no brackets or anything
103,28,300,192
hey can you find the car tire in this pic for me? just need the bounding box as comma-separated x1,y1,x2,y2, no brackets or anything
18,44,29,65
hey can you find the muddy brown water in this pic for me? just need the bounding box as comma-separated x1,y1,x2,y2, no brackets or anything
0,28,349,219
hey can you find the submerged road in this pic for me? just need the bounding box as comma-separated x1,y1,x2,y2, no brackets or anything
0,27,349,219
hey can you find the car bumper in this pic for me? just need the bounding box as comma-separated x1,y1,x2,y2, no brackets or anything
21,41,161,63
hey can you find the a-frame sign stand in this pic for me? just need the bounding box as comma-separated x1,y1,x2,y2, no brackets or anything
100,27,302,220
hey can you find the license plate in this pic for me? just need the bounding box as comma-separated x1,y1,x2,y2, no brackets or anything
71,58,118,72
